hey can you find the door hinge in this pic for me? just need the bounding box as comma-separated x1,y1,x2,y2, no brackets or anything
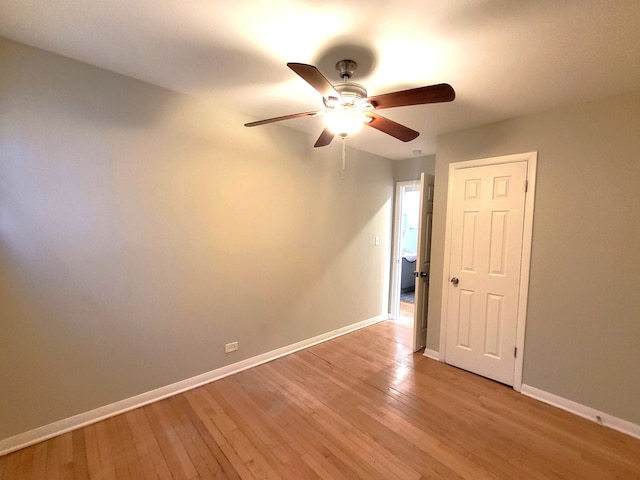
514,347,518,358
525,180,528,192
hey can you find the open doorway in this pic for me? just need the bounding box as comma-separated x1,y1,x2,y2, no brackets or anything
390,181,421,324
391,174,435,351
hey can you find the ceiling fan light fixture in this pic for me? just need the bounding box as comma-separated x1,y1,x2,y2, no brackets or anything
246,61,456,148
324,107,369,136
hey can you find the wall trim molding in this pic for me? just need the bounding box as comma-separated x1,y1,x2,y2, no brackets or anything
423,348,440,361
521,384,640,440
0,314,388,456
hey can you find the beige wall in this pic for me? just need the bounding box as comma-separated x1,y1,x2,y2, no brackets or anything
393,155,435,183
0,38,394,440
428,90,640,425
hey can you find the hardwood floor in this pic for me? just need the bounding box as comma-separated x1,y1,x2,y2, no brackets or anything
2,318,639,479
399,300,414,318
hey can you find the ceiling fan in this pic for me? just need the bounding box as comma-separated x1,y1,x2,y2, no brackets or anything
244,59,455,147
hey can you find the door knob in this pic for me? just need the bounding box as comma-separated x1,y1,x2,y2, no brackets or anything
451,277,459,286
420,272,428,278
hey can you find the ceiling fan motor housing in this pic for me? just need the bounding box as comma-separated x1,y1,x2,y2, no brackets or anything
335,82,368,102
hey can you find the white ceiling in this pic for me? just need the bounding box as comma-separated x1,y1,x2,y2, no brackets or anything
2,0,640,160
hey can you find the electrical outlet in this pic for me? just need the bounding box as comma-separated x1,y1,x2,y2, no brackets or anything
225,341,238,353
375,236,380,246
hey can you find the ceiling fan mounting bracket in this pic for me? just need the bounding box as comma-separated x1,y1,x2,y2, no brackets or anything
335,59,358,80
332,60,371,106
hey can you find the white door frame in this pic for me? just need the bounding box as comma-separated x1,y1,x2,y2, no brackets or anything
439,151,537,391
390,180,420,321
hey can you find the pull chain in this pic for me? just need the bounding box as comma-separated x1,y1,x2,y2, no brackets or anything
341,135,347,179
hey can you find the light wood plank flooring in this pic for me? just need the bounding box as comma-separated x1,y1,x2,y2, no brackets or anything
2,318,639,479
400,300,414,318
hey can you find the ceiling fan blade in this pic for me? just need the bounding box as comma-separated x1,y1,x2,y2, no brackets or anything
244,111,320,127
287,63,342,101
314,128,335,147
366,112,419,142
367,84,455,109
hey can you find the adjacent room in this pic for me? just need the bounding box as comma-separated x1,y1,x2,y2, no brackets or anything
1,1,639,478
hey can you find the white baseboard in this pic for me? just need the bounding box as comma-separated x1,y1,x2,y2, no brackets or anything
0,314,388,456
423,348,440,361
521,384,640,440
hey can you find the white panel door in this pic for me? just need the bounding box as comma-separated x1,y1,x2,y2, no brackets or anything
445,161,527,385
413,173,434,351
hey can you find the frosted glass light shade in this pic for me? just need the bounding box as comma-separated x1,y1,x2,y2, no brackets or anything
324,108,367,136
